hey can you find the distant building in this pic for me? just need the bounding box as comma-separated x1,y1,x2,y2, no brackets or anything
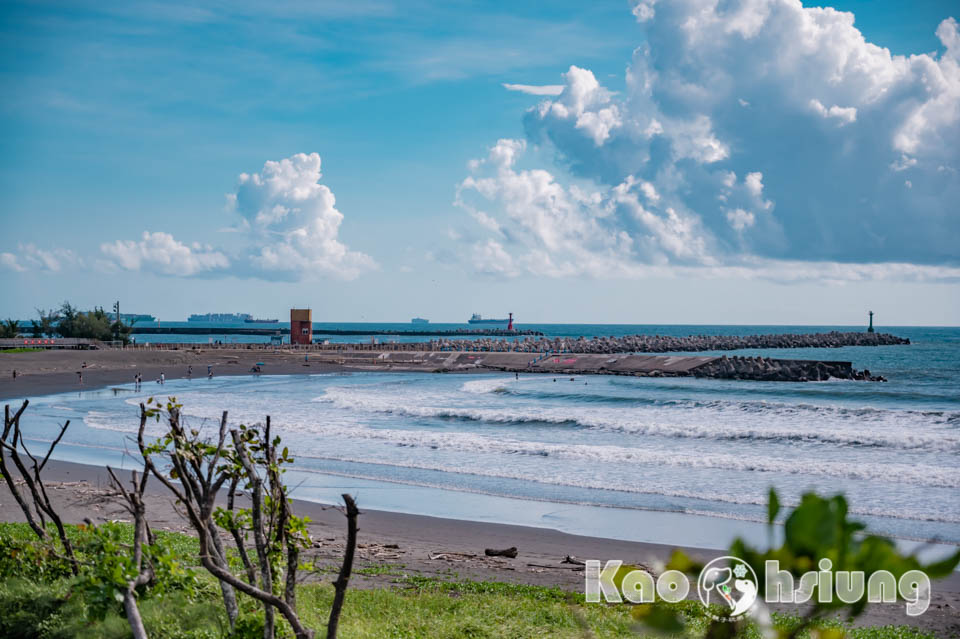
290,309,312,345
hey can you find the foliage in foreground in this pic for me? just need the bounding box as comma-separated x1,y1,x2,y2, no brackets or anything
0,522,944,639
632,489,960,639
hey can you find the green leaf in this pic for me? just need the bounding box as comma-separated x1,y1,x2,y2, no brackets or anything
922,548,960,578
767,487,780,525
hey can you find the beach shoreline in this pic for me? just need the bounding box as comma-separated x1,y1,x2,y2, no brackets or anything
1,457,958,634
0,348,369,401
2,349,959,634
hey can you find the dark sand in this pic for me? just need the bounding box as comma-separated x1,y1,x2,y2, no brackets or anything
0,348,356,401
1,350,958,634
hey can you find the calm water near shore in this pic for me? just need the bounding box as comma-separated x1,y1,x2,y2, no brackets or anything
15,325,960,551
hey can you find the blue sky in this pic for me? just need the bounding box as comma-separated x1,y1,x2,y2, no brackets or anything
1,0,958,325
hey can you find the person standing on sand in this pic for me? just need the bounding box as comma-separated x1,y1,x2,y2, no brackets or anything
187,365,192,379
160,372,165,385
77,371,82,384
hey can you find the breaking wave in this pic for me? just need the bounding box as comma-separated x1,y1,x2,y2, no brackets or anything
316,385,960,453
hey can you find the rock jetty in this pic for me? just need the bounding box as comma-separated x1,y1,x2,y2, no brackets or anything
690,356,886,382
419,331,908,354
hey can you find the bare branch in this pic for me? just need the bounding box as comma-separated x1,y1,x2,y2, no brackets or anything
327,493,360,639
40,420,71,471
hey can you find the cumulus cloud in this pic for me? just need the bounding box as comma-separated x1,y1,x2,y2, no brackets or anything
0,244,82,273
502,83,564,96
456,139,717,278
726,208,756,232
100,231,229,277
457,0,960,283
529,66,623,146
515,0,960,270
230,152,376,280
81,152,375,281
808,99,857,125
455,140,960,282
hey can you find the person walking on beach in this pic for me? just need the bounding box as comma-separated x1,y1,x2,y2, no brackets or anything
207,364,213,378
158,371,165,385
77,370,82,384
187,365,192,379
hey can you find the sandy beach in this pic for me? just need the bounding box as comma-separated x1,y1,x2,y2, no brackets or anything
1,348,958,635
0,348,357,401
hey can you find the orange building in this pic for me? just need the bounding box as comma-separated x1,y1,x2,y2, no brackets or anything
290,309,312,345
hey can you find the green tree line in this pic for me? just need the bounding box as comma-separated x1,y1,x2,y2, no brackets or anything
0,301,133,343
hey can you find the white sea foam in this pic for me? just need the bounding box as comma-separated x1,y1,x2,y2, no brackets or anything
316,385,960,452
88,396,959,488
288,456,960,526
70,373,958,541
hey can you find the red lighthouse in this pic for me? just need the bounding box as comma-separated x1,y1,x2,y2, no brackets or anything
507,312,513,331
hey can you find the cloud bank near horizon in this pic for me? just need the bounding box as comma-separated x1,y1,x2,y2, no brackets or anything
457,0,960,282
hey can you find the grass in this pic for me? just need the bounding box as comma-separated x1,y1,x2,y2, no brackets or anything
0,522,200,561
0,523,942,639
0,347,43,353
355,563,406,577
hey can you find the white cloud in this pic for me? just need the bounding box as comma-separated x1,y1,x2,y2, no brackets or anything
82,152,377,281
531,66,622,145
0,253,25,272
502,83,564,96
890,154,918,172
100,232,229,276
808,99,857,125
456,139,717,278
744,172,764,198
0,244,82,273
516,1,960,268
231,153,376,280
726,208,756,232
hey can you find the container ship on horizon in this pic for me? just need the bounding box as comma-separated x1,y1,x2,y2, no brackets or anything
467,313,514,329
188,312,253,323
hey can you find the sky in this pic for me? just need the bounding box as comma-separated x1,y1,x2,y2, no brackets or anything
0,0,958,325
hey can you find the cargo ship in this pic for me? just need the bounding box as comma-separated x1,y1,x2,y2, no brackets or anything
411,317,429,324
468,312,514,329
188,313,253,323
244,318,279,324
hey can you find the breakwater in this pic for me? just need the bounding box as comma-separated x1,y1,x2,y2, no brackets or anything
420,331,908,353
317,351,885,382
690,356,885,382
130,326,542,337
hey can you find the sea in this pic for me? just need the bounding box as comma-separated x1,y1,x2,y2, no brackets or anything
14,324,960,555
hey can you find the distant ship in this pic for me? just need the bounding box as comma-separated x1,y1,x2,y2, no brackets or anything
468,313,514,329
244,318,279,324
188,313,253,323
411,317,429,324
